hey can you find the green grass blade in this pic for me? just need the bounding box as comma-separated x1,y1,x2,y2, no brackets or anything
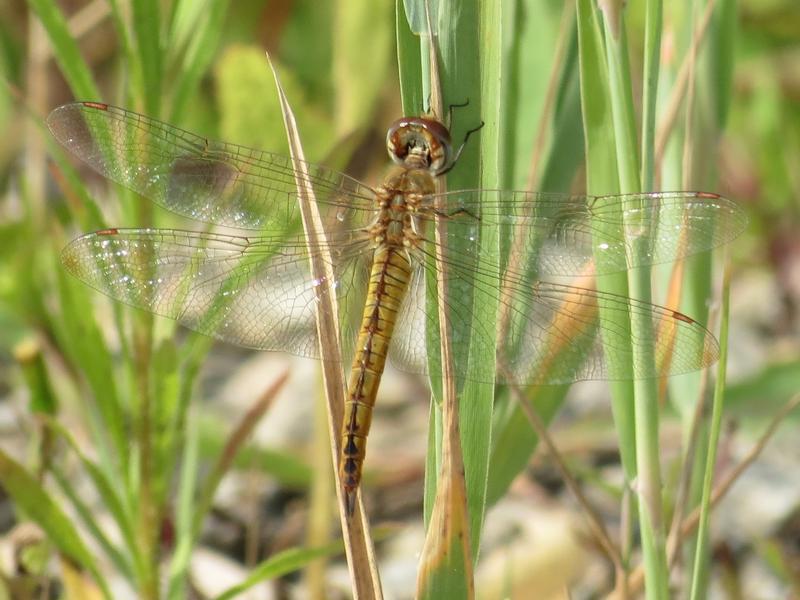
576,0,637,479
165,0,208,55
409,0,495,562
213,542,345,600
602,12,641,192
709,0,736,131
601,3,668,596
640,0,663,191
53,263,127,465
508,2,578,189
688,265,731,600
486,386,565,505
456,0,502,552
165,419,200,600
538,33,585,191
131,0,163,115
665,2,738,594
51,469,134,581
398,0,492,594
26,0,100,99
105,0,141,101
576,2,644,584
445,0,493,541
0,449,112,599
724,361,800,418
150,338,181,508
168,0,231,121
396,0,423,114
44,416,142,582
485,4,582,506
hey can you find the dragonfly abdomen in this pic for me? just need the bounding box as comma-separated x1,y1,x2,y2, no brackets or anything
340,245,412,514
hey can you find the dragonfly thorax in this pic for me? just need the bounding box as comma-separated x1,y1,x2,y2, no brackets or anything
386,116,452,175
372,166,436,247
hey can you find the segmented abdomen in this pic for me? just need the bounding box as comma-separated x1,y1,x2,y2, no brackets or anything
339,245,412,512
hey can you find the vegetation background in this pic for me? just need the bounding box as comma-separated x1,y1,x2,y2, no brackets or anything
0,0,798,598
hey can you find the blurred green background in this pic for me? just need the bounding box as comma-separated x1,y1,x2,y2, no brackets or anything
0,0,798,598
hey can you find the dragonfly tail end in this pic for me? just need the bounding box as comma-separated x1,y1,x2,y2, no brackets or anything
344,488,357,517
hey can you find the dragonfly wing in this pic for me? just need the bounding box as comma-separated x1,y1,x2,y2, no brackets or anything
388,262,500,384
61,228,371,359
388,256,719,385
428,190,747,276
47,103,376,231
488,277,719,384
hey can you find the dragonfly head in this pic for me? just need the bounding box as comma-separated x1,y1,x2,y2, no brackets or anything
386,116,452,175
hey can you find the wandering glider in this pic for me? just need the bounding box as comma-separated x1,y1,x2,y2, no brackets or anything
48,102,746,514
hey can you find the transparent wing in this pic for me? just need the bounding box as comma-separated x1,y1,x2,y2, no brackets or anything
61,228,371,359
424,190,747,276
47,103,747,273
389,253,718,385
47,102,376,231
64,225,719,384
51,104,746,385
385,189,742,384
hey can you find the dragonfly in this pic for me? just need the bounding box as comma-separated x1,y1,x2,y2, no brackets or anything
48,102,746,514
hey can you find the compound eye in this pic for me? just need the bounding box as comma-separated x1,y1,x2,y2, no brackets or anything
385,120,411,164
386,116,452,174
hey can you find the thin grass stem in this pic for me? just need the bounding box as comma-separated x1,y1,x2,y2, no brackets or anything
688,262,731,599
269,55,383,598
621,392,800,596
601,2,668,597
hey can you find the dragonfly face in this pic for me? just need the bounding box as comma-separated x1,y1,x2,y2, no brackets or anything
48,102,747,515
385,116,453,174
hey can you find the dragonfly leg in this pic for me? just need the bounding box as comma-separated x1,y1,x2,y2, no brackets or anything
438,120,485,175
446,98,470,126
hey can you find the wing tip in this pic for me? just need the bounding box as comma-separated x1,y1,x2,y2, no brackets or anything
46,103,86,146
60,233,92,275
60,229,119,276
